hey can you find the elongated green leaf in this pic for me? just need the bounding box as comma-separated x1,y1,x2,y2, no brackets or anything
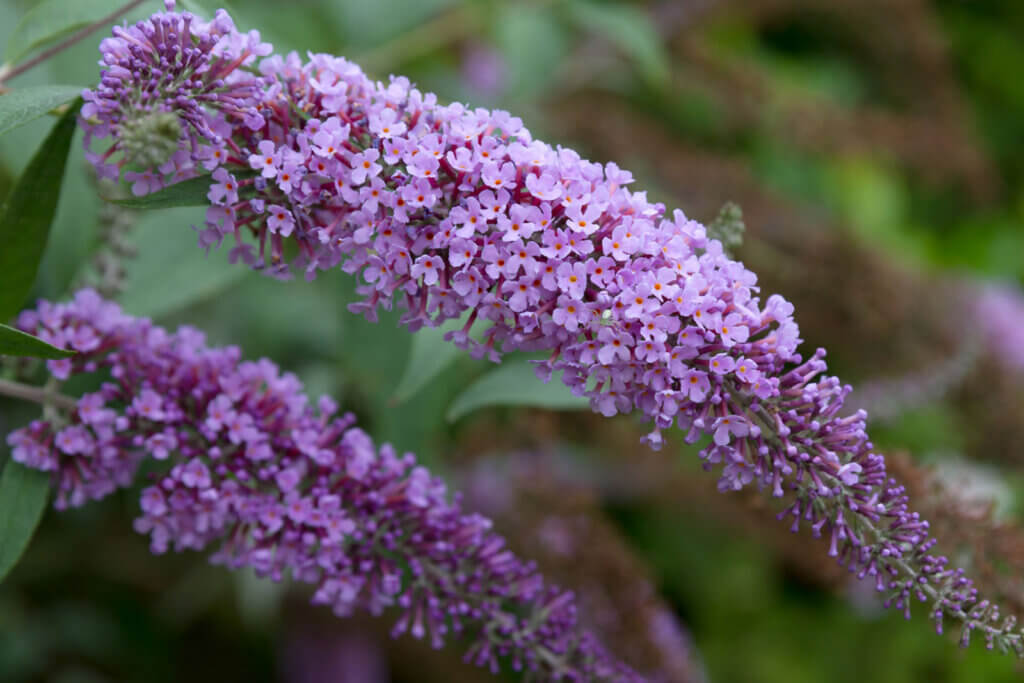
0,323,73,359
567,1,669,85
0,99,81,322
0,461,50,583
0,85,82,138
119,207,250,318
111,171,256,209
4,0,123,64
109,174,217,209
446,359,588,422
391,317,464,403
495,4,570,97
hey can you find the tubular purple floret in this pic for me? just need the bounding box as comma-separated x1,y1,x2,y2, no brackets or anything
77,2,1024,655
6,290,641,681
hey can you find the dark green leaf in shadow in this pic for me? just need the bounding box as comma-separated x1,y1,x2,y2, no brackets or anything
110,171,256,209
0,323,73,359
0,99,81,321
0,461,50,584
109,174,216,209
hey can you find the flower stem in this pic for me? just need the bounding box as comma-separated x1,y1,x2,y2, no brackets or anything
0,0,148,86
0,378,77,412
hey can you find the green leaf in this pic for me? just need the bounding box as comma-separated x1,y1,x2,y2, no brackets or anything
4,0,123,64
391,317,464,403
109,174,217,209
0,323,73,359
0,85,82,139
567,1,670,86
110,171,256,209
0,461,50,584
495,4,570,97
446,359,588,422
118,207,250,318
0,99,81,322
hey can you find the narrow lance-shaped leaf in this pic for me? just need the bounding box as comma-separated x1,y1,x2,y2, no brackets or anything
0,99,82,322
0,323,73,359
566,0,670,86
0,461,50,583
110,171,256,209
446,359,589,422
391,316,465,403
118,207,251,318
0,85,82,138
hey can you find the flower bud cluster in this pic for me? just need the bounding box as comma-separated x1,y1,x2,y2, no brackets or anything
6,290,639,680
79,3,1024,654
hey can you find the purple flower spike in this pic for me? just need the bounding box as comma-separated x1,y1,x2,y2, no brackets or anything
79,6,1024,656
7,290,642,681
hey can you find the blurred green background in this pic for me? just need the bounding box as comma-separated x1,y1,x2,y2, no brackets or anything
1,0,1024,681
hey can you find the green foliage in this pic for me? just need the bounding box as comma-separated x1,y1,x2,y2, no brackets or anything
493,4,569,97
118,208,250,318
0,85,81,138
0,99,80,322
565,0,669,86
446,359,587,422
4,0,124,64
391,317,464,403
0,323,72,359
0,461,50,584
110,174,252,210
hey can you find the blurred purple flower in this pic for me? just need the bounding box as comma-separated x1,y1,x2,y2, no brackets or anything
462,43,507,98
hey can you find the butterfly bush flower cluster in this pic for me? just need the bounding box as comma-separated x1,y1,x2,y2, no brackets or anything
79,2,1024,654
5,290,640,681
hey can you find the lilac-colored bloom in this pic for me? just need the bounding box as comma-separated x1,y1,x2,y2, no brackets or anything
6,290,639,681
207,167,239,205
250,140,281,179
77,4,1024,656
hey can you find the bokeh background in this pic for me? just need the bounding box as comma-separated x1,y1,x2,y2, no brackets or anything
2,0,1024,681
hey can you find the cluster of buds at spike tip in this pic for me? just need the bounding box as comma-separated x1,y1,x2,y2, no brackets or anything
115,110,183,169
79,3,1024,654
5,290,642,682
705,201,745,256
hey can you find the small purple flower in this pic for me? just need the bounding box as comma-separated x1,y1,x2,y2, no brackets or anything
55,425,93,455
349,149,382,185
132,389,166,422
712,415,749,446
250,140,281,179
207,167,239,205
267,205,295,237
180,460,211,488
410,255,441,286
145,431,177,460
